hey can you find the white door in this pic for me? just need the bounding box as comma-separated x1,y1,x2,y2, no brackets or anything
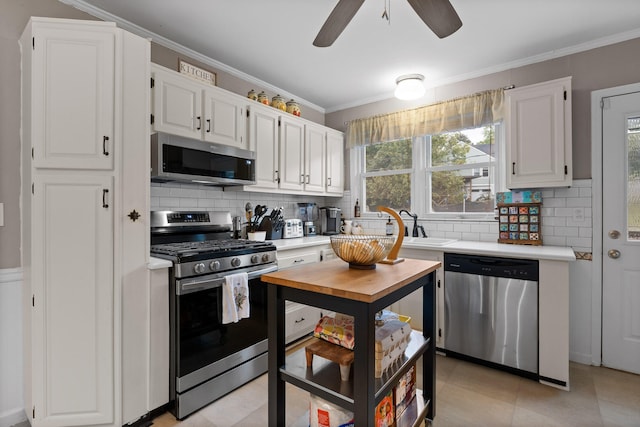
279,116,304,191
602,90,640,375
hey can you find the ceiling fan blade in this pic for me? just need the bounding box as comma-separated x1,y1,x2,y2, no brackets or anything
406,0,462,38
313,0,365,47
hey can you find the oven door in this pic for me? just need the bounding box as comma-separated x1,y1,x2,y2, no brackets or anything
171,264,276,394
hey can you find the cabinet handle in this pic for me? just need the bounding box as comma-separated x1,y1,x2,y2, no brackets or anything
274,170,279,183
306,175,310,184
300,174,305,184
196,116,202,130
512,162,516,175
103,136,109,156
102,189,109,208
293,258,305,263
206,119,211,133
327,177,332,186
294,317,305,324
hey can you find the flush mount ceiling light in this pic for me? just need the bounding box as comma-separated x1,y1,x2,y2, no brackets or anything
394,74,425,100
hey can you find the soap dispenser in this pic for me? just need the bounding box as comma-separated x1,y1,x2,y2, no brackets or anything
385,216,393,235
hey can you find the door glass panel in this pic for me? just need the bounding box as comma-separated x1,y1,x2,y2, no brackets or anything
628,116,640,240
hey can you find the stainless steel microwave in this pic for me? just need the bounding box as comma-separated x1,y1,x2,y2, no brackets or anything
151,132,256,186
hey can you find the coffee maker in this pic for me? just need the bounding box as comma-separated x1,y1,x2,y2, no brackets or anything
298,203,318,236
319,207,341,235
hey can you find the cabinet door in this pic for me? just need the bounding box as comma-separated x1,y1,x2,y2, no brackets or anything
151,65,203,140
31,174,114,426
304,124,326,193
248,105,280,189
31,24,115,170
279,116,305,191
203,88,247,149
506,77,572,188
326,130,344,195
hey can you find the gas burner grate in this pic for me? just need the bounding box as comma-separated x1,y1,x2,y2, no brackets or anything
150,238,273,257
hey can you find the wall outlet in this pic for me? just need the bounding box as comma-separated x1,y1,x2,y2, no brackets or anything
572,207,584,222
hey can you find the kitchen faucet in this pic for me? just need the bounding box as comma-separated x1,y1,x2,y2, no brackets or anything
398,209,427,237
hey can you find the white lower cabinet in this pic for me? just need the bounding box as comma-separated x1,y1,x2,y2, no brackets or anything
276,245,332,344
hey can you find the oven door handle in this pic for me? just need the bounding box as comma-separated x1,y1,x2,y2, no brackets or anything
177,264,279,294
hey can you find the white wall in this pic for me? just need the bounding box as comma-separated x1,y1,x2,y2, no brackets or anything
0,268,26,427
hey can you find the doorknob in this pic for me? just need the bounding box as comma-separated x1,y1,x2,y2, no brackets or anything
608,249,621,259
608,230,620,239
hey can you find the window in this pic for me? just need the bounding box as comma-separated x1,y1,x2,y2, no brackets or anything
356,124,500,217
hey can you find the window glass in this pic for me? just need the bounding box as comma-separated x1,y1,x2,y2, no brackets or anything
628,116,640,240
363,139,412,212
358,125,497,217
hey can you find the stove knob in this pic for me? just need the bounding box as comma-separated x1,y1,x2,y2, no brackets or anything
193,263,206,274
250,255,259,264
262,253,271,262
231,257,241,268
209,260,221,271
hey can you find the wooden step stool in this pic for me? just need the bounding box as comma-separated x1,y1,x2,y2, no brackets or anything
305,338,354,381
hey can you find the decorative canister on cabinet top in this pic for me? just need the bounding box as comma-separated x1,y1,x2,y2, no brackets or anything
271,94,286,111
247,89,258,101
257,91,270,105
286,99,301,116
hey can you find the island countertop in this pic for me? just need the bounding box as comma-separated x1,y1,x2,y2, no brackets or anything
260,258,441,303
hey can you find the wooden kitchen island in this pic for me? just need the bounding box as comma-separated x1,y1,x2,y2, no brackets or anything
261,258,440,426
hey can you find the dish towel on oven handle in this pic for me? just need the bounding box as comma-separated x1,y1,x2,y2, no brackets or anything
222,272,250,324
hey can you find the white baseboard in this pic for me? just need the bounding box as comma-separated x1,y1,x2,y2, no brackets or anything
0,268,25,427
0,408,27,427
569,351,595,366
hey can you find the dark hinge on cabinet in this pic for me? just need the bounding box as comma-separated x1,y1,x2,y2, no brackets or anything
564,90,567,100
32,37,35,50
565,165,568,175
31,147,34,159
437,279,441,288
32,294,35,307
150,77,154,88
150,114,154,125
246,109,250,118
31,183,34,195
438,328,442,338
278,118,281,127
33,406,35,419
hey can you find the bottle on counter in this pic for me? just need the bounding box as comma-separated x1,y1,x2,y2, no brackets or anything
354,199,361,217
385,216,393,235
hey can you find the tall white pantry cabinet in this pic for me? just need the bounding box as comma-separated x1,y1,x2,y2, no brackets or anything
20,17,150,427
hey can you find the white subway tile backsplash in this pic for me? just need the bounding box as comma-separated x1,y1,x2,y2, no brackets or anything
554,227,579,237
543,198,566,208
566,197,591,208
453,223,471,233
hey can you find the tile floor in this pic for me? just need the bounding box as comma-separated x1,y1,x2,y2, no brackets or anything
151,353,640,427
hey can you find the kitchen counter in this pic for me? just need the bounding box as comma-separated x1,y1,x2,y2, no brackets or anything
148,256,172,269
271,236,576,261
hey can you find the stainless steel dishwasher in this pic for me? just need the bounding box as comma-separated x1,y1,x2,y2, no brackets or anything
443,253,539,379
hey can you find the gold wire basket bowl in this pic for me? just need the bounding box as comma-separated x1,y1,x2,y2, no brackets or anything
329,235,396,269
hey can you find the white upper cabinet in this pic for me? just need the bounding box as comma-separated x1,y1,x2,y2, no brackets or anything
151,64,247,149
505,76,572,188
203,87,246,149
248,104,280,189
151,65,203,140
29,21,116,170
303,122,327,194
245,103,344,196
279,115,305,191
326,130,344,195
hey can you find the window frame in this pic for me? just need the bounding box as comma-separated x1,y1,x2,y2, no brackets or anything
351,123,505,220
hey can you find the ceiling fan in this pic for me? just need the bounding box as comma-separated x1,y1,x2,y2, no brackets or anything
313,0,462,47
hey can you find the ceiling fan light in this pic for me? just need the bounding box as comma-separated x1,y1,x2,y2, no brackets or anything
395,74,425,100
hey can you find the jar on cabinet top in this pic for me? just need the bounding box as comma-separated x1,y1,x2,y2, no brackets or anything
257,91,270,105
286,99,301,116
271,94,286,111
247,89,258,101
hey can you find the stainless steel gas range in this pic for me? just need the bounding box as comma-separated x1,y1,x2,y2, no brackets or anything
150,210,277,420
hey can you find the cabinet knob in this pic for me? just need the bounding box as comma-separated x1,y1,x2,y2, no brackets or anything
128,210,141,222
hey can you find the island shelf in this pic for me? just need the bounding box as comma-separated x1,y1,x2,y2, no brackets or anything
261,258,440,426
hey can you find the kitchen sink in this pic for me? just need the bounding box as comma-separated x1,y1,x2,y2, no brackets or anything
401,237,458,246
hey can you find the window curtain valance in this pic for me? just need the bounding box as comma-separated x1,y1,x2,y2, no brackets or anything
345,89,504,148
